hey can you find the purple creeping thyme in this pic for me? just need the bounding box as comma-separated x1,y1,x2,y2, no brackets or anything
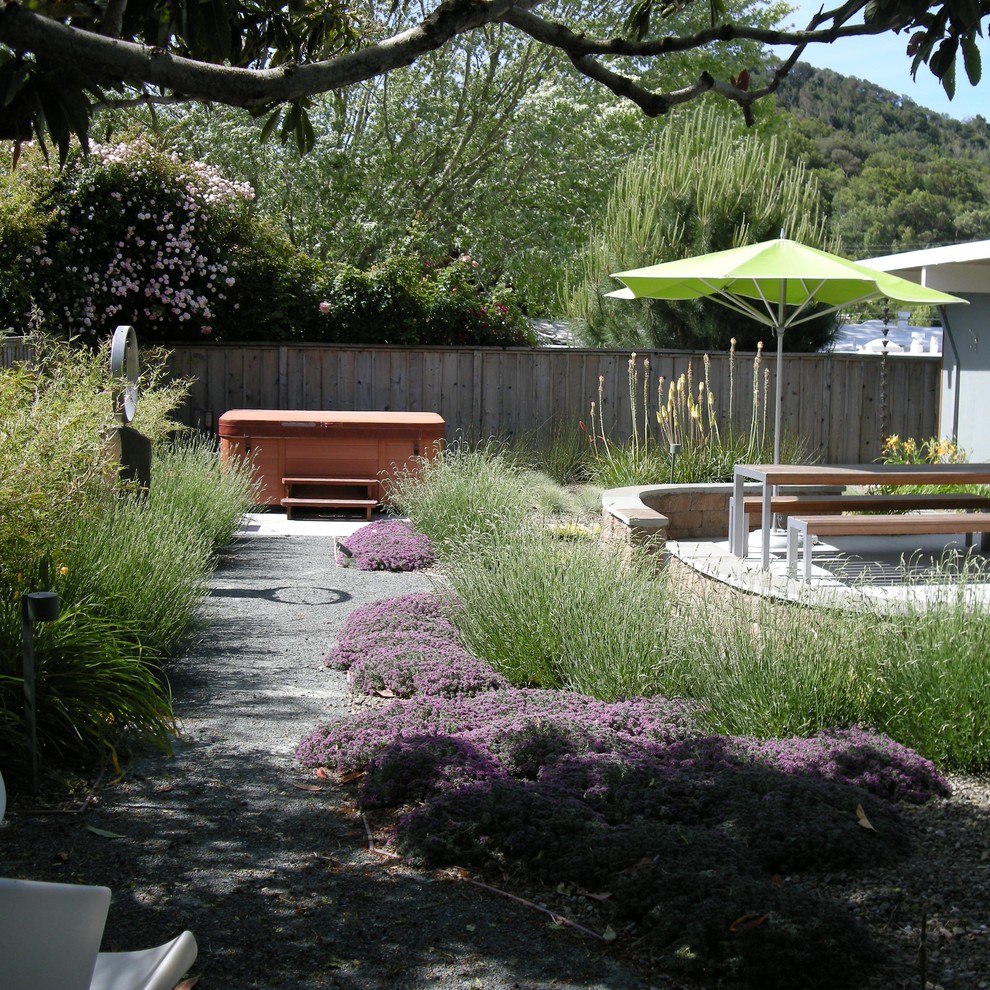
295,688,706,775
358,733,509,808
739,726,951,804
340,520,435,571
347,642,509,698
295,586,950,990
325,592,457,667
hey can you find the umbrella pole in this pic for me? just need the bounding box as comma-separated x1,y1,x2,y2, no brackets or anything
773,324,783,464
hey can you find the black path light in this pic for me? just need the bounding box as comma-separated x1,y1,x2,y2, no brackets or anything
21,590,59,794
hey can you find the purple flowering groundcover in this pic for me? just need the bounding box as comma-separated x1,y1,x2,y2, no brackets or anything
339,520,435,571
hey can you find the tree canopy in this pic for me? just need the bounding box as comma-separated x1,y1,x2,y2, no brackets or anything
2,0,988,161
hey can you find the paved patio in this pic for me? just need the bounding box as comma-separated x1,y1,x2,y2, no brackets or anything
668,531,990,610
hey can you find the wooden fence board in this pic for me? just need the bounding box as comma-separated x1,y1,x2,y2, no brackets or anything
0,338,943,463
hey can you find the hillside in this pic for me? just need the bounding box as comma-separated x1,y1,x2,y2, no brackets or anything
772,63,990,256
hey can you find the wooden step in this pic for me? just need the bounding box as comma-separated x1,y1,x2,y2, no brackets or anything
281,496,378,520
282,476,379,486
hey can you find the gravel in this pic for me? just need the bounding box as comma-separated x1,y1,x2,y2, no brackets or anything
3,527,990,989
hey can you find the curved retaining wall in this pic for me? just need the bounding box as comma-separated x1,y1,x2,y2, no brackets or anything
601,483,762,549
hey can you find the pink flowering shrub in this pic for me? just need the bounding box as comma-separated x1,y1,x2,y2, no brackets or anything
340,520,435,571
18,139,255,340
1,141,533,345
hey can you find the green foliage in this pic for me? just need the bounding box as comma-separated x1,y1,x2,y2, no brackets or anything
0,345,254,783
773,64,990,255
0,0,362,157
442,524,677,700
2,138,257,341
584,349,805,487
0,602,176,779
563,106,837,351
0,138,533,345
0,337,188,588
319,254,533,346
146,0,779,313
150,434,258,557
832,152,990,256
384,439,535,561
667,576,990,770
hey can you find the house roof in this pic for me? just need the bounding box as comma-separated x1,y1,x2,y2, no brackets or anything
860,240,990,294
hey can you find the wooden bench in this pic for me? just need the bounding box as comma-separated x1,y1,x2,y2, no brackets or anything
786,512,990,581
281,476,379,520
729,492,990,550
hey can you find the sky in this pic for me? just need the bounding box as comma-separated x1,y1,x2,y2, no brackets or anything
781,2,990,121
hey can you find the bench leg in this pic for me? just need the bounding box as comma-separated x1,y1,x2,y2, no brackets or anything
787,522,812,582
787,523,799,579
728,496,735,552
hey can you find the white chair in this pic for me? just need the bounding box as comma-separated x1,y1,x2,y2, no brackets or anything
0,877,197,990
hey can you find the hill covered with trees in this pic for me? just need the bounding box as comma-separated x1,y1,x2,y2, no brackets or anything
772,62,990,257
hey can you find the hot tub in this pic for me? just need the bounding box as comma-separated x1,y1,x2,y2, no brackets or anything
218,409,445,517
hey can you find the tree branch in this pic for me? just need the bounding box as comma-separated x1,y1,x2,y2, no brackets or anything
0,0,523,108
501,5,892,59
500,3,893,124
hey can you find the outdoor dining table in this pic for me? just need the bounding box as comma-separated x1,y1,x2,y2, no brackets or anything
732,462,990,569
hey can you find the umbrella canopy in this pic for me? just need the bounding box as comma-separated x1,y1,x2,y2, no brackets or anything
608,238,967,462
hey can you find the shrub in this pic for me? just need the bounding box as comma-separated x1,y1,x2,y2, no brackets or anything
441,524,680,699
12,138,254,341
317,253,534,346
0,603,176,778
1,139,533,346
0,343,253,782
0,336,187,589
384,438,535,561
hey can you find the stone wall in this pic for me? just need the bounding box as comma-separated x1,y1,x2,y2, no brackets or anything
602,484,758,551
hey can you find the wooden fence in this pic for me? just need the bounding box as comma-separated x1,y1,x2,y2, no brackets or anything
1,338,940,463
158,343,940,464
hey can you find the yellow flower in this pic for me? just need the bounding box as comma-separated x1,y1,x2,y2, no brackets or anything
59,566,69,577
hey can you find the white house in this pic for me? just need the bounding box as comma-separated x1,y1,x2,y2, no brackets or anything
861,240,990,460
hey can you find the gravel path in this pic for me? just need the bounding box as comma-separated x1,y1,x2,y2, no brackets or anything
2,529,661,990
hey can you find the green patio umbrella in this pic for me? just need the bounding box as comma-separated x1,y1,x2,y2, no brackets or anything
608,237,967,462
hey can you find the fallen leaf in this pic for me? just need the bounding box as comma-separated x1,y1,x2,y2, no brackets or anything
292,783,323,792
374,689,395,698
580,889,613,903
602,926,618,942
315,767,329,780
339,770,366,785
84,825,126,839
856,804,877,831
